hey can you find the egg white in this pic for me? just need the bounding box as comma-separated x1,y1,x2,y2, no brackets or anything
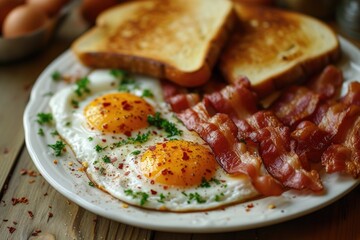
49,70,259,211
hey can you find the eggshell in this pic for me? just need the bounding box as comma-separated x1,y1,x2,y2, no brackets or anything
0,0,24,33
2,5,48,38
26,0,66,17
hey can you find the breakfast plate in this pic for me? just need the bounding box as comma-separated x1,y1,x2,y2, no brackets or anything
24,37,360,233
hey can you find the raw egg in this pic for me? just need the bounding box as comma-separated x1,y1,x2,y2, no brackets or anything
0,0,24,33
2,5,48,38
26,0,67,17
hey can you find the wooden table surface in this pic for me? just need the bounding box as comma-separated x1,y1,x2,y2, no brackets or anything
0,5,359,240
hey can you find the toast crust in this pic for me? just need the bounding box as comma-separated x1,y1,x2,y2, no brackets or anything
220,3,340,97
72,0,235,87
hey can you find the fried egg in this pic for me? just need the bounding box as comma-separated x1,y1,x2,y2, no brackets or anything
49,70,259,211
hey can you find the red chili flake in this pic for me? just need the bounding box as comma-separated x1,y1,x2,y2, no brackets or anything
182,152,189,160
121,101,133,110
28,170,37,177
124,171,130,176
102,139,107,143
13,221,17,225
103,124,109,129
48,212,53,220
3,219,8,222
28,211,34,219
3,147,9,154
118,163,124,169
137,175,142,180
20,169,28,175
134,100,142,104
162,143,167,148
150,180,155,185
43,192,48,197
247,203,254,208
7,227,16,234
149,146,156,151
124,131,131,137
150,189,157,195
163,186,168,190
181,167,186,173
161,169,168,176
102,102,111,107
31,229,42,236
11,197,29,205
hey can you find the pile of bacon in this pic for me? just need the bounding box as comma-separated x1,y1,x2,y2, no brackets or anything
162,65,360,196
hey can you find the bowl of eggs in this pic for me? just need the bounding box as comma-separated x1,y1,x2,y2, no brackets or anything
0,0,73,62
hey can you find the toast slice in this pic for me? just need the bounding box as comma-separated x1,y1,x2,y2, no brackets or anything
72,0,235,87
220,3,340,97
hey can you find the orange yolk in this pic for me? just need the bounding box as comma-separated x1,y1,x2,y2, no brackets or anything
140,140,217,187
84,93,155,135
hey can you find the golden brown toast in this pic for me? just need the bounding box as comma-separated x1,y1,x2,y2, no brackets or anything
71,0,235,87
220,3,340,97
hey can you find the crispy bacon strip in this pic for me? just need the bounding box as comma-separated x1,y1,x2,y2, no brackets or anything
291,121,330,163
320,103,360,178
270,87,320,127
292,82,360,177
246,111,323,191
167,93,200,113
178,103,284,196
306,65,343,100
270,65,343,127
204,77,258,127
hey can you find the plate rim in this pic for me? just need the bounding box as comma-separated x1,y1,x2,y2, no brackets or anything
24,36,360,233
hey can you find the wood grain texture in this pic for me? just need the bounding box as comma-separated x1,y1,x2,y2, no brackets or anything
0,5,360,240
0,148,153,240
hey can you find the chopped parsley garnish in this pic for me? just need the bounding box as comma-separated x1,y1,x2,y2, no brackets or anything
38,128,44,136
71,99,79,108
200,178,222,188
132,150,141,155
187,192,206,204
48,141,66,157
215,193,225,202
110,69,136,92
95,145,107,152
110,69,126,79
99,167,106,175
112,132,150,148
74,77,90,97
147,112,182,137
142,89,154,98
88,137,93,141
102,155,111,163
51,71,62,81
199,178,211,188
158,193,166,203
124,189,149,206
50,130,59,136
88,181,95,187
36,113,53,125
65,121,71,127
43,92,54,97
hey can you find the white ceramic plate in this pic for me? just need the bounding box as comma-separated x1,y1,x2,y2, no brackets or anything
24,37,360,233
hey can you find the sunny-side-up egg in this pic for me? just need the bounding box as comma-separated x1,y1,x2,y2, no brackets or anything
49,70,259,212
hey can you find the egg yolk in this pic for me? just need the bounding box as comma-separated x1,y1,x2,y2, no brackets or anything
84,93,155,135
140,140,217,187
